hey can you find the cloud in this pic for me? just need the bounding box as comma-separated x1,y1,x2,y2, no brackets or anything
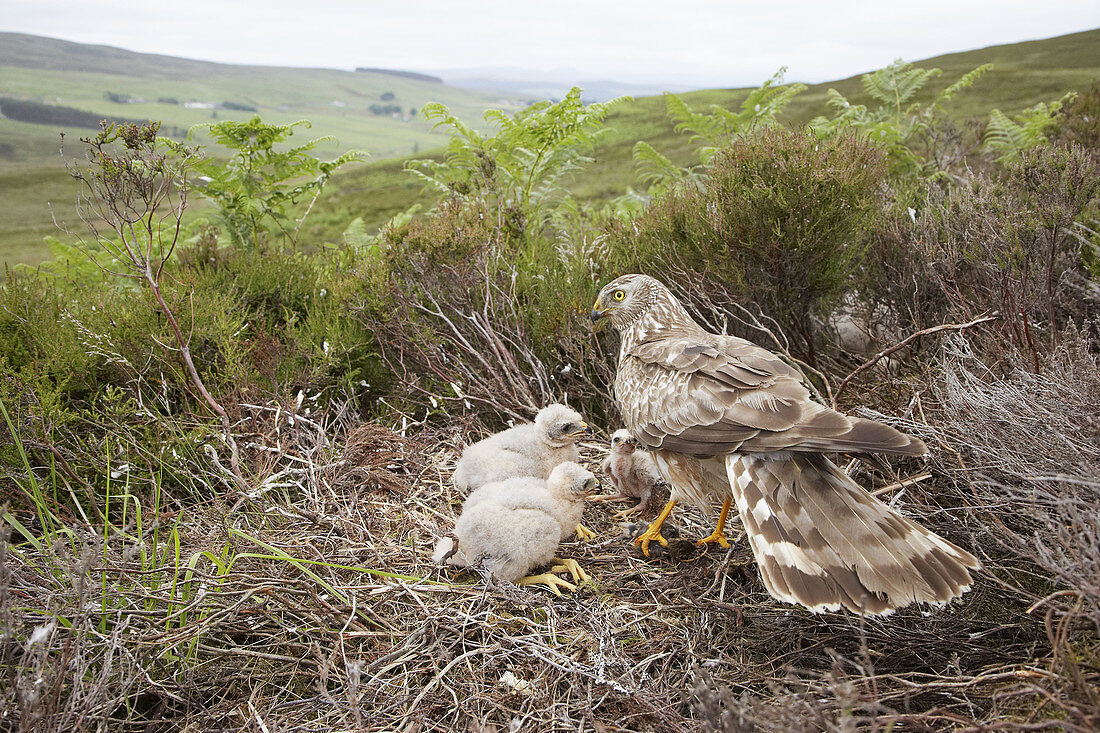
2,0,1098,87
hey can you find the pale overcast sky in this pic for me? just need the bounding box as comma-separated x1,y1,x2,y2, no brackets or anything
3,1,1098,87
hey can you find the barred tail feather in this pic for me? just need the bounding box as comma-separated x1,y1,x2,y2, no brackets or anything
726,453,978,616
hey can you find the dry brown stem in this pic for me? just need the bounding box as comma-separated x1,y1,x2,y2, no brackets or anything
832,314,996,409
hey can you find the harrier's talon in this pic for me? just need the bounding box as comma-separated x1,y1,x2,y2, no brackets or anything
549,557,590,583
696,496,733,549
633,523,670,557
695,528,731,549
574,523,597,541
518,572,577,595
633,498,677,557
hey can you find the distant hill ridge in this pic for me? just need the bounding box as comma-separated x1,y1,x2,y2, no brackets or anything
0,32,256,79
356,68,442,84
0,32,437,81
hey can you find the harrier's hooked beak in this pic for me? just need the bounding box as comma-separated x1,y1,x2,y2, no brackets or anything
568,421,590,438
590,297,607,324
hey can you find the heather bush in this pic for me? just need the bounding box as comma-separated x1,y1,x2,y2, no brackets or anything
2,118,385,498
928,331,1100,616
908,144,1100,350
355,199,606,426
903,329,1100,725
609,127,888,361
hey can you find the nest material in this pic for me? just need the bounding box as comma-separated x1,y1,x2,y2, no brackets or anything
3,397,1097,732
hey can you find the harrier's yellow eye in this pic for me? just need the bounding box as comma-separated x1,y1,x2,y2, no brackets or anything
613,290,626,301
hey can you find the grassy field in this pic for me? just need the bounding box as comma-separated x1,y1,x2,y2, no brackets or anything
0,32,528,166
314,28,1100,237
0,32,527,265
2,28,1098,266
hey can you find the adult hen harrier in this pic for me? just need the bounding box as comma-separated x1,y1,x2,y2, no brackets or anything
590,274,979,616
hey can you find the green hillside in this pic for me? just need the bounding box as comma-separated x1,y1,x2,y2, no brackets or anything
313,28,1100,240
0,32,528,166
569,27,1100,204
0,33,534,266
3,29,1099,267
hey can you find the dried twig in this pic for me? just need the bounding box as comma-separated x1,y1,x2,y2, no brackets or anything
832,314,996,409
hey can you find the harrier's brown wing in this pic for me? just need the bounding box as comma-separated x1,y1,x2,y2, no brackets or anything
618,331,922,458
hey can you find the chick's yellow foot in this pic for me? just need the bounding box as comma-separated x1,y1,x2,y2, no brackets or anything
549,557,590,583
695,528,731,549
517,573,577,596
574,523,597,541
611,505,642,520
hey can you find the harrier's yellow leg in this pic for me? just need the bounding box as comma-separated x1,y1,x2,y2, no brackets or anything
574,523,597,541
549,557,590,583
696,497,732,549
633,499,677,557
518,573,577,596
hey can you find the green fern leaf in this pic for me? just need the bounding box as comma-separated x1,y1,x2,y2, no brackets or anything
936,64,992,107
633,141,683,189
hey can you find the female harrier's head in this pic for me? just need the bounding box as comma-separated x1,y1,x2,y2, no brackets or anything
589,273,666,330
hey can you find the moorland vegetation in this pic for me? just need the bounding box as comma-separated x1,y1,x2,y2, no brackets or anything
1,58,1099,730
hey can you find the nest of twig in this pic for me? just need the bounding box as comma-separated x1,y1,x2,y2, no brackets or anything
3,378,1098,732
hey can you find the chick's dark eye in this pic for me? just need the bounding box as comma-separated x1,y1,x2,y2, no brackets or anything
613,290,625,301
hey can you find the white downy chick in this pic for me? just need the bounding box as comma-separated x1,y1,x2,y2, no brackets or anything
452,404,587,492
594,429,666,519
433,462,597,593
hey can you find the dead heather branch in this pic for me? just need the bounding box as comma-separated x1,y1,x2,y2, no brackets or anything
66,121,247,490
832,313,997,410
369,258,559,425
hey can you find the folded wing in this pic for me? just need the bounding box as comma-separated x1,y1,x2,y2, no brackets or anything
618,331,924,458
